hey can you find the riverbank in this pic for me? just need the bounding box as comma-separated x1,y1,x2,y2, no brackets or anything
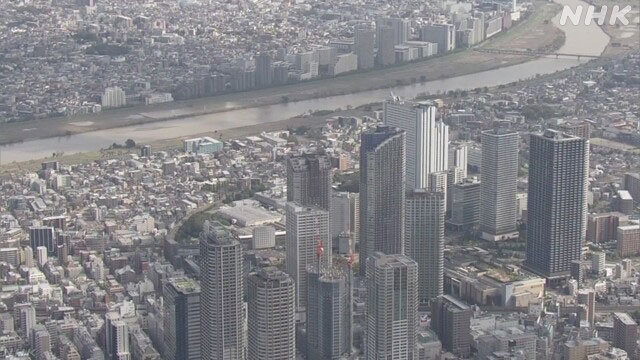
0,49,625,176
0,0,563,147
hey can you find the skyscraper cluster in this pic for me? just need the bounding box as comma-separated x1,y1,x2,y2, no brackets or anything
176,98,592,360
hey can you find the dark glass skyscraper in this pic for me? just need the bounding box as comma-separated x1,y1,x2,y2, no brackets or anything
306,266,351,360
164,277,201,360
200,221,245,360
286,153,332,211
525,129,588,280
359,126,406,276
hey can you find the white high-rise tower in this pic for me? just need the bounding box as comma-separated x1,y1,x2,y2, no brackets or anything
384,97,449,189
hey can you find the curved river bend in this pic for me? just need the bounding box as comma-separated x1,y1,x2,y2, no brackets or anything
0,0,609,163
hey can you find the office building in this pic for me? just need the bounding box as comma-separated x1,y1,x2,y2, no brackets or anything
376,17,411,45
447,178,481,230
37,246,48,266
286,153,332,210
164,277,201,360
200,222,245,360
247,268,296,360
431,295,472,358
330,192,359,254
30,226,57,256
0,247,19,267
557,121,591,140
480,129,519,241
405,190,445,307
307,266,351,360
623,173,640,202
577,289,596,327
616,190,634,215
255,53,274,87
140,145,151,158
570,260,583,284
31,325,51,359
366,252,418,360
376,25,396,66
617,224,640,257
105,312,131,360
613,313,638,359
384,98,448,189
354,27,375,70
101,86,127,108
19,305,36,338
359,126,406,276
525,130,588,280
252,226,276,250
592,252,606,274
285,203,331,309
448,141,468,179
587,212,627,243
420,24,456,54
23,246,34,268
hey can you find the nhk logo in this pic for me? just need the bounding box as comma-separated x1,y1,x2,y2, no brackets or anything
559,5,633,26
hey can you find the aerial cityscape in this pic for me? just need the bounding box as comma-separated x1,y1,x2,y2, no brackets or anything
0,0,639,358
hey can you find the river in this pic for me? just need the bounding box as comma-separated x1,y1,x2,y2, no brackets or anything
0,0,609,163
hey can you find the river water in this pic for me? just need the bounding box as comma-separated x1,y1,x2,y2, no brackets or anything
0,0,609,163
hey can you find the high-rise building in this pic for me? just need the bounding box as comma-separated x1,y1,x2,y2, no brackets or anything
577,289,596,327
164,277,201,360
431,295,472,358
623,173,640,203
525,130,588,280
30,226,57,256
405,190,445,307
359,126,406,276
307,266,352,360
613,313,638,359
587,212,627,243
447,178,481,230
329,192,358,250
480,129,520,241
286,153,333,210
366,252,418,360
420,24,456,54
448,141,468,179
617,224,640,257
255,53,274,87
101,86,127,108
31,325,51,359
105,312,131,360
200,222,245,360
376,25,396,66
36,246,48,267
384,98,449,189
285,203,331,309
247,268,296,360
23,246,34,268
0,247,19,268
354,27,375,70
556,121,591,140
592,252,606,274
140,145,151,158
376,17,411,45
19,305,36,338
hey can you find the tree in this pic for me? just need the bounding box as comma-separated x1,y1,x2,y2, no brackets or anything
125,139,136,148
